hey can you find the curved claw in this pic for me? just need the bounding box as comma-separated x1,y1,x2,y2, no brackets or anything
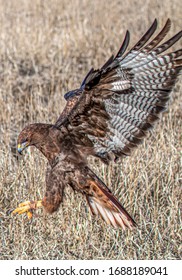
11,200,43,219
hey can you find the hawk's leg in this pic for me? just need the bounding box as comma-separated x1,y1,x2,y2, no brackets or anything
11,200,43,219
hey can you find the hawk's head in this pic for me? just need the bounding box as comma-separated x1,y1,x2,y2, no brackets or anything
17,123,52,155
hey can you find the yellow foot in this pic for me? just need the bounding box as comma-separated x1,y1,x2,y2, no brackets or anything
11,200,42,219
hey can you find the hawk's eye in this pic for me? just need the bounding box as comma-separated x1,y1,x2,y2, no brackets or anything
22,138,29,143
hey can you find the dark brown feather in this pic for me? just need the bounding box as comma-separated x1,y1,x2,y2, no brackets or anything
130,19,158,51
143,18,171,52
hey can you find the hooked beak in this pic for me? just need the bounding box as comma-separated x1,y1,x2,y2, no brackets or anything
17,142,29,155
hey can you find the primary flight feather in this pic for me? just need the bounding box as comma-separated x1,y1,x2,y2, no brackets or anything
13,19,182,229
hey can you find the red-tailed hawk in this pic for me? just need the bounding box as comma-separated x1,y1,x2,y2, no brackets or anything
12,19,181,230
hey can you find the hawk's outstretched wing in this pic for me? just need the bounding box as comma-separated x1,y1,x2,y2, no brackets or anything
55,19,182,163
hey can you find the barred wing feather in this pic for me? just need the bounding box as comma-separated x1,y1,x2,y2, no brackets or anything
91,19,182,162
56,19,181,163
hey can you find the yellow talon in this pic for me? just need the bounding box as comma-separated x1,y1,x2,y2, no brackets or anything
27,211,33,219
11,200,43,219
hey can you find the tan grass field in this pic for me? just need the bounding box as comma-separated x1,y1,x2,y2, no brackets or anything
0,0,181,260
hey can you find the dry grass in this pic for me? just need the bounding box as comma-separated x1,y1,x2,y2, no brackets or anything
0,0,181,260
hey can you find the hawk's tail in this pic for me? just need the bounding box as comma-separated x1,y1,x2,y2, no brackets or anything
85,167,136,230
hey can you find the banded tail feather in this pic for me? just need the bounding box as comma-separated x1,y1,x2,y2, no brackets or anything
85,168,136,230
